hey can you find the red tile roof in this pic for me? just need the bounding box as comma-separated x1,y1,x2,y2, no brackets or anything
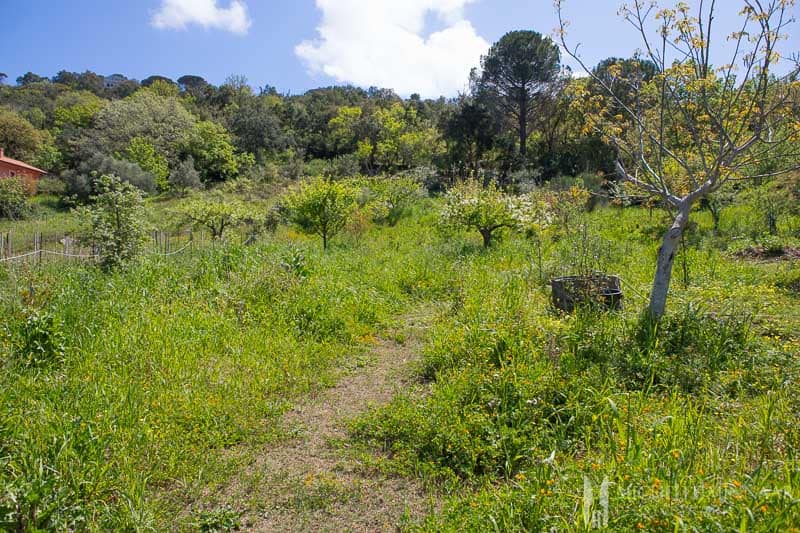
0,149,47,175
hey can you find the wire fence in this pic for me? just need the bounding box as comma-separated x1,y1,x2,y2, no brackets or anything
0,229,221,266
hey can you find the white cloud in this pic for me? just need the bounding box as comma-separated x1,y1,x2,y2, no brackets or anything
296,0,489,98
151,0,251,35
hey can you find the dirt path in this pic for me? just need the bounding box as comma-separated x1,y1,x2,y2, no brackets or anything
231,308,435,532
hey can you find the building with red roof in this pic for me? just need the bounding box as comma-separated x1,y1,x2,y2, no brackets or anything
0,148,47,194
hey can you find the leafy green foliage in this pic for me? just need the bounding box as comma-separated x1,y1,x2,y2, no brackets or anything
53,90,105,129
30,130,62,172
124,136,169,191
195,506,242,532
77,174,148,270
441,97,499,176
362,175,424,226
182,121,251,183
744,176,800,237
145,79,181,98
283,177,358,249
280,246,310,279
82,90,196,165
10,309,67,368
0,177,29,220
228,96,287,159
361,103,442,172
0,107,43,161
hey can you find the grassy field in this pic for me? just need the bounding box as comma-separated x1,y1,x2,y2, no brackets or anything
1,192,799,531
353,205,800,531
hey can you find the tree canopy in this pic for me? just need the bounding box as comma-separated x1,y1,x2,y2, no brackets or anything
473,31,562,160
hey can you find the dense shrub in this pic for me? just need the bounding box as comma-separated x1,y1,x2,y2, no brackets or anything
125,136,169,190
77,174,148,269
362,176,424,226
330,153,360,178
62,152,156,201
0,177,29,220
35,176,67,196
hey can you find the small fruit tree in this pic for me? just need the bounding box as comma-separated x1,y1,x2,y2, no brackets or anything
78,174,148,270
364,175,424,226
176,194,251,240
557,0,799,318
282,177,358,250
439,179,552,248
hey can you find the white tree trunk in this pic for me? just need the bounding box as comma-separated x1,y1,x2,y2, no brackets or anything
648,205,691,319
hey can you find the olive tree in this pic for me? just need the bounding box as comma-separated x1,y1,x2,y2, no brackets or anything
557,0,800,318
63,152,157,202
169,157,202,197
282,177,358,250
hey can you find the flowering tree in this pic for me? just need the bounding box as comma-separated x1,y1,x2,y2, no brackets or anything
440,179,551,247
557,0,800,318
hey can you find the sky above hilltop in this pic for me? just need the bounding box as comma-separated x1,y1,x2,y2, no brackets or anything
2,0,797,98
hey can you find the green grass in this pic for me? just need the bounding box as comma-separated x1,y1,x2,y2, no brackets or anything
0,196,81,253
0,203,454,530
1,193,798,531
352,204,800,531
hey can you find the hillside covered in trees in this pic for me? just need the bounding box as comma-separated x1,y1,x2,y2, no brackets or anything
0,30,624,198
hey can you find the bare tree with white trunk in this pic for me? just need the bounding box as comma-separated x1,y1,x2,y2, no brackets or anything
555,0,799,318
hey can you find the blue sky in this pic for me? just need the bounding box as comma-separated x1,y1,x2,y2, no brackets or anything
2,1,797,98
